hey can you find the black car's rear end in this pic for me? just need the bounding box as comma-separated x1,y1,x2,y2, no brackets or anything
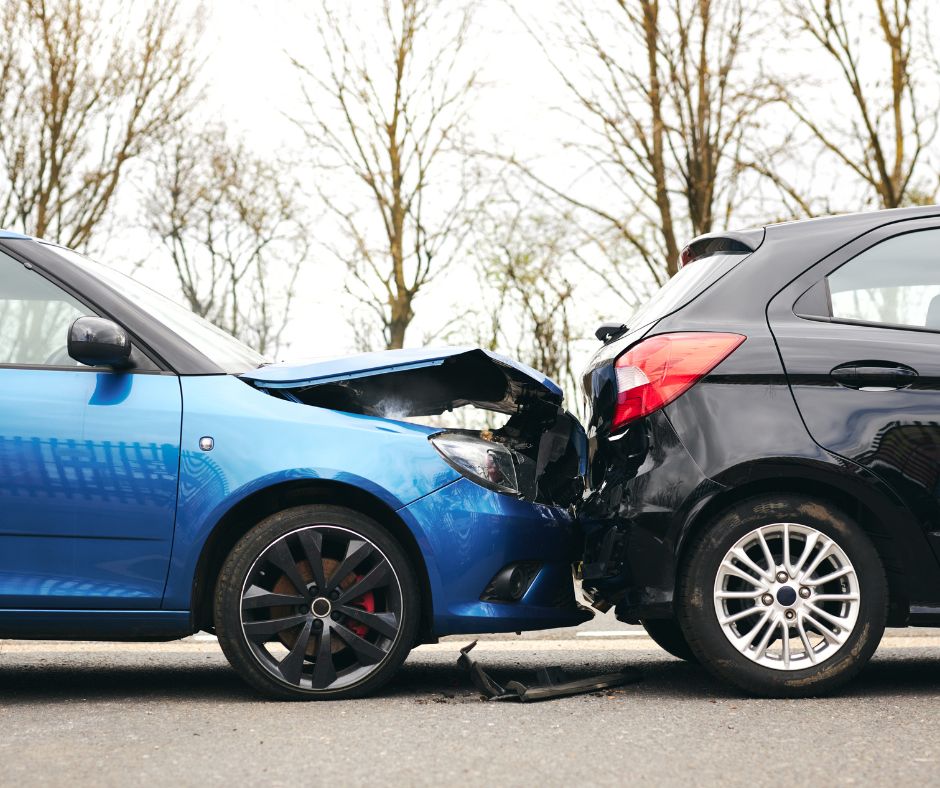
580,229,768,614
579,207,940,696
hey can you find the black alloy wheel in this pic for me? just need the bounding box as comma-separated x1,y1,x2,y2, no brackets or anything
215,505,419,700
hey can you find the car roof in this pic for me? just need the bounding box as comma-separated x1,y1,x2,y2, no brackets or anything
765,204,940,234
0,228,34,240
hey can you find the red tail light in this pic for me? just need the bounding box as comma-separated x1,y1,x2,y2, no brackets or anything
612,332,745,431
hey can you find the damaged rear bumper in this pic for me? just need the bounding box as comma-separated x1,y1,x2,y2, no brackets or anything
399,477,593,636
579,408,723,622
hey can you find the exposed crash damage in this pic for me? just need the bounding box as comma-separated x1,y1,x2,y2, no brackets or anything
243,347,588,509
458,640,640,702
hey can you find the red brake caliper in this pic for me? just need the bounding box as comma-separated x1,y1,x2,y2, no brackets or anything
345,576,375,637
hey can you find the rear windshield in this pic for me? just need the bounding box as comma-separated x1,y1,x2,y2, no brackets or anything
627,252,751,330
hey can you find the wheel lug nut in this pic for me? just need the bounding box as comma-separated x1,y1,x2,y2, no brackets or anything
799,586,811,599
776,571,788,583
761,593,773,606
330,590,340,601
313,619,323,630
785,610,796,620
331,612,340,621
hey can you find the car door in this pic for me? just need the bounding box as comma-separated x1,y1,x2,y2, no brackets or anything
767,217,940,558
0,250,182,608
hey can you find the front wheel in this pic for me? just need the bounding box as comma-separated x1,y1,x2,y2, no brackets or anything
677,495,886,697
215,505,419,700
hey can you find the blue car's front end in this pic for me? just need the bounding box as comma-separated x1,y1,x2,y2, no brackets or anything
158,347,591,641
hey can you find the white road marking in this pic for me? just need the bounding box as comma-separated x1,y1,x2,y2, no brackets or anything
0,634,935,654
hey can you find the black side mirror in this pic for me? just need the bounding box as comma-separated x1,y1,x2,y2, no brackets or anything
68,316,132,368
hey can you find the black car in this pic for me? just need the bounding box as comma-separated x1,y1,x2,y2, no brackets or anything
581,205,940,696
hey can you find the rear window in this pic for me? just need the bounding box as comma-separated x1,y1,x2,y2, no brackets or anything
627,252,751,330
827,229,940,330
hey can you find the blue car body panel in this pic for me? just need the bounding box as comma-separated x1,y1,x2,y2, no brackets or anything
0,368,182,608
162,374,461,610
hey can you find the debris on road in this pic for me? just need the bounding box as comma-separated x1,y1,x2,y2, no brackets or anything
457,641,641,702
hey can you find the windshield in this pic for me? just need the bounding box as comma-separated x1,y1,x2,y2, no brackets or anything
627,252,751,330
45,244,268,372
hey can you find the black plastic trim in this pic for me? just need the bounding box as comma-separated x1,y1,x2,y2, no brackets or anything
793,280,829,319
0,363,170,375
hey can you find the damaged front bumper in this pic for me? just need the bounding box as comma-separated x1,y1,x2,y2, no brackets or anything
399,476,592,635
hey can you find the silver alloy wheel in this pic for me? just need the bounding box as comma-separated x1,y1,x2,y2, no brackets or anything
239,525,403,692
712,522,860,670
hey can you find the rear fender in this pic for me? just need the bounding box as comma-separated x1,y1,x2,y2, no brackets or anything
678,457,940,623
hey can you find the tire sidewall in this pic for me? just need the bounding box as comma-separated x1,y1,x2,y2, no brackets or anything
214,505,420,700
679,495,886,696
641,618,698,663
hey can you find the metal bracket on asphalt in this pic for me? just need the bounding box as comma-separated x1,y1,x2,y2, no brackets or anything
457,641,642,702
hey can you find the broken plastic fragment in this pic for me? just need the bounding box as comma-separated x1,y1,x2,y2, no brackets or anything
457,641,641,702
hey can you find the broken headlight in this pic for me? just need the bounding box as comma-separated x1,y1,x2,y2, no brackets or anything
429,432,520,496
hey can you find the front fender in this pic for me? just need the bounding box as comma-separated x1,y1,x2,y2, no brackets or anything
162,375,459,610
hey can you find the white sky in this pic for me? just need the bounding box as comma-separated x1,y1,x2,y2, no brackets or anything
111,0,939,382
117,0,616,371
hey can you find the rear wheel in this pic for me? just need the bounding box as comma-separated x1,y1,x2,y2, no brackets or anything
215,505,419,700
641,618,698,662
677,495,886,697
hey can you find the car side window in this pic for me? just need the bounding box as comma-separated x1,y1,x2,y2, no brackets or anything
827,229,940,330
0,251,92,366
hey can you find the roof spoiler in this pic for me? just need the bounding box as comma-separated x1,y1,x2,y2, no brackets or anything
679,228,765,269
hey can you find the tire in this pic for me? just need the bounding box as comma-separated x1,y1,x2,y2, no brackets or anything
641,618,698,662
677,494,886,697
215,505,420,700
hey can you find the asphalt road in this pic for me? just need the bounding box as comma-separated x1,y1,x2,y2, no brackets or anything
2,616,939,787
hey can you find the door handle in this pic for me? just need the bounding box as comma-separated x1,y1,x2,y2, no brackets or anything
830,362,919,390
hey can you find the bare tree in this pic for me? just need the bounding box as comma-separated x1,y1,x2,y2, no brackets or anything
779,0,940,209
290,0,482,349
473,202,580,398
514,0,774,288
145,125,308,356
0,0,203,249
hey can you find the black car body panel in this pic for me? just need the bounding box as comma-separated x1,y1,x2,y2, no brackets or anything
582,205,940,626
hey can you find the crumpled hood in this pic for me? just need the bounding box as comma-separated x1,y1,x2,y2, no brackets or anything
241,347,563,417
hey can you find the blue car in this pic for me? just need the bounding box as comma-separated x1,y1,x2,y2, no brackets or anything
0,231,590,699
